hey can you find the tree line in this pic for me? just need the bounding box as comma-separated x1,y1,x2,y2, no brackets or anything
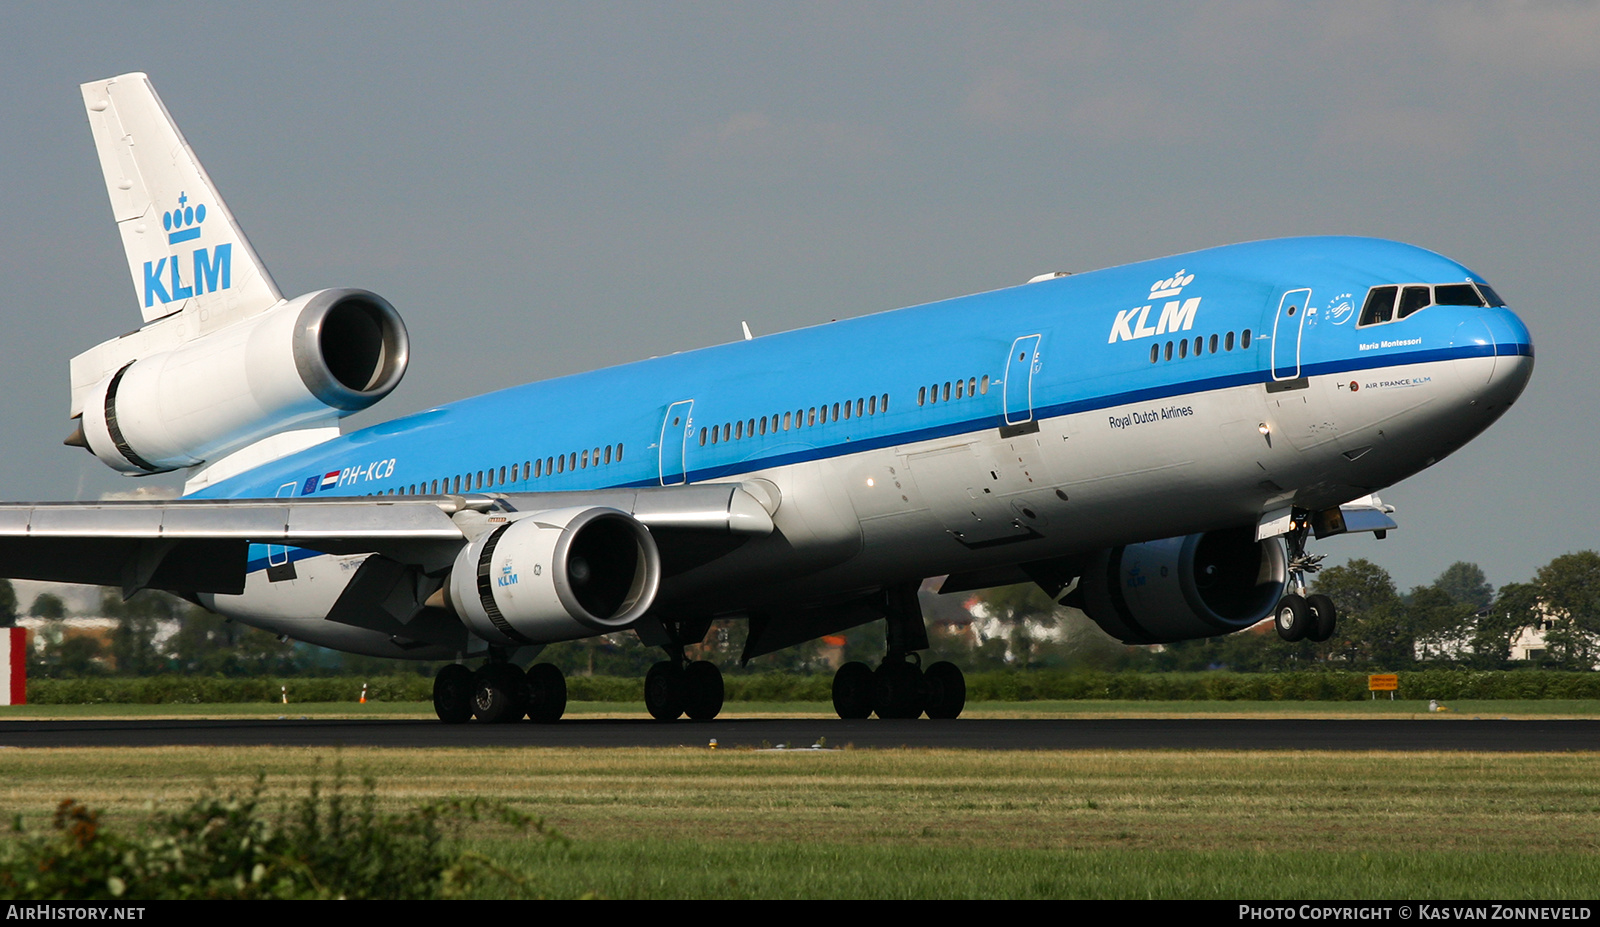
4,549,1597,678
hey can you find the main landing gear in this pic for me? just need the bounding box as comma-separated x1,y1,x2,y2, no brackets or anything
829,581,967,720
1273,514,1338,644
644,658,725,721
832,656,966,720
432,658,568,724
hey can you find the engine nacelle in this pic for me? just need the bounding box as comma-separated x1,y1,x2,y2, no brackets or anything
1078,527,1287,644
78,288,407,474
446,507,662,647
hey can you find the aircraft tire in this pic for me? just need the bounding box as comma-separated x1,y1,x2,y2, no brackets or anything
525,663,568,723
873,660,924,719
433,664,475,724
683,660,725,721
924,661,966,720
645,661,686,720
1274,594,1311,643
1307,594,1338,643
472,663,528,723
832,661,874,719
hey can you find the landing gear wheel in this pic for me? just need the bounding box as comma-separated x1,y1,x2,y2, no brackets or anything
525,663,568,723
874,660,925,719
433,664,474,724
1306,594,1338,643
923,661,966,720
832,661,874,719
682,661,725,720
1274,594,1311,643
472,663,528,723
645,661,686,720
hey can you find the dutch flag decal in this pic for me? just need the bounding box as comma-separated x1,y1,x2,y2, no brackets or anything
320,471,340,490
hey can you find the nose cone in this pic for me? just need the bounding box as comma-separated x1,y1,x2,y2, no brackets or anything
1484,305,1534,405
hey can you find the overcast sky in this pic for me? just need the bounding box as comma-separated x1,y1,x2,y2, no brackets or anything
1,2,1595,595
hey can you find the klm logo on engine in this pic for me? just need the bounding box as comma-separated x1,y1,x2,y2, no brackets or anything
497,559,518,588
142,192,232,308
1108,270,1201,343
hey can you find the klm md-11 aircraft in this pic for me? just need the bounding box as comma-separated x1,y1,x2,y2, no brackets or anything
0,74,1533,723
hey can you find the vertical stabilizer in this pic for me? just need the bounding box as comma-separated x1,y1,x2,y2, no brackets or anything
80,73,282,325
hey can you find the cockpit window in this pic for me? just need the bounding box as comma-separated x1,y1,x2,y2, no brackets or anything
1397,285,1432,319
1358,281,1503,327
1359,286,1397,325
1435,284,1486,307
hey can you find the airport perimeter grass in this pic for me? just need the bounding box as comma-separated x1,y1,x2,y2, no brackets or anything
5,698,1600,719
0,746,1595,898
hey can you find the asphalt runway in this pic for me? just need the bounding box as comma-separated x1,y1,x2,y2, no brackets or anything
2,717,1596,751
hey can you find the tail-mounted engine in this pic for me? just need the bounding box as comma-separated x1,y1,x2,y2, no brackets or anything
1077,527,1287,644
445,507,662,647
72,288,407,474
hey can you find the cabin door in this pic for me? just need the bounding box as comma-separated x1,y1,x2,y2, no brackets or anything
267,481,298,582
658,400,694,486
1003,334,1043,427
1271,288,1312,380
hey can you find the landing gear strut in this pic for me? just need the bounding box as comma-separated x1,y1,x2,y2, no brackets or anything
828,581,966,720
1276,513,1337,643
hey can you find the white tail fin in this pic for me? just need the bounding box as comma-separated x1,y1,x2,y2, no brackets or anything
80,73,281,325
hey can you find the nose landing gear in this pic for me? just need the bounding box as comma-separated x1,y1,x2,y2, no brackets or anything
1275,515,1337,643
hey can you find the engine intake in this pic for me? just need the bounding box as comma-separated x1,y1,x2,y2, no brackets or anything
447,507,662,646
76,288,407,473
1078,527,1287,644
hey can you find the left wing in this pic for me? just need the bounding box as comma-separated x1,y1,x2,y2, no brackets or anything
0,483,777,598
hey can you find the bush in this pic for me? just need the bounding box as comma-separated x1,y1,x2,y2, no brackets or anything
0,770,561,899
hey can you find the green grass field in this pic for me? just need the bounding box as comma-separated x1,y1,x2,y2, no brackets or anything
3,698,1599,719
1,737,1596,898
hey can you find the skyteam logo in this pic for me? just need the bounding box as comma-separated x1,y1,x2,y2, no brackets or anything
1327,292,1356,325
1108,270,1201,344
142,191,232,309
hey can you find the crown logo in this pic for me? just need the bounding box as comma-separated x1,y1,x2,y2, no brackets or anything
1149,270,1195,300
163,192,207,245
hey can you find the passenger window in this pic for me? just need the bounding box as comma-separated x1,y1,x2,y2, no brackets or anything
784,411,792,430
1178,339,1188,359
833,402,841,420
500,466,507,484
616,444,623,462
1225,331,1234,351
1164,341,1173,361
557,456,564,473
1194,336,1203,356
967,378,976,396
1241,329,1252,348
1150,344,1159,364
808,408,816,426
869,396,877,415
1209,334,1218,354
881,393,889,411
1359,286,1398,326
843,401,851,420
736,421,743,440
978,376,988,395
918,387,926,406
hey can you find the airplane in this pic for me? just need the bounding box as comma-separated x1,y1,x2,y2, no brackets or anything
0,73,1534,724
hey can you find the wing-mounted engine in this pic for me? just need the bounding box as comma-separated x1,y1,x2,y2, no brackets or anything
445,506,662,647
1076,527,1287,644
70,288,408,474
